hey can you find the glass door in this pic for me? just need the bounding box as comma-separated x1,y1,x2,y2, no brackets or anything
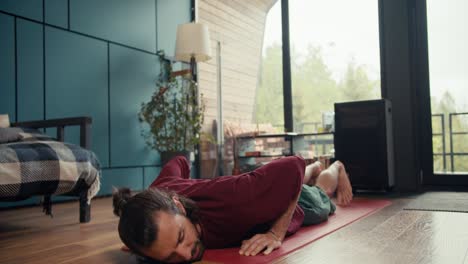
426,0,468,185
288,0,382,134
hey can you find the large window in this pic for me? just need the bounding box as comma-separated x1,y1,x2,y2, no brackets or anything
255,2,284,132
289,0,381,133
256,0,381,134
427,0,468,173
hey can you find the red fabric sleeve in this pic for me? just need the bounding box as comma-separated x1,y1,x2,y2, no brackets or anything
229,156,305,225
150,155,306,248
149,155,191,188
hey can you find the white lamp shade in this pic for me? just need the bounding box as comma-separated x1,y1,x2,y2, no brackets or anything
175,23,212,63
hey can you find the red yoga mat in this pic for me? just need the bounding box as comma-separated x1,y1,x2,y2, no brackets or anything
201,198,391,264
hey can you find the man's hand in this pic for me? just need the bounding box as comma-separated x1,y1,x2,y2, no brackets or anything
239,232,282,256
238,168,301,257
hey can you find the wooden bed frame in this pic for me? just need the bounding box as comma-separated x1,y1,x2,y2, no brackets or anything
11,116,93,223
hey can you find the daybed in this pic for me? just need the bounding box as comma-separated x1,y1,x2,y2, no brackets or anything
0,116,100,223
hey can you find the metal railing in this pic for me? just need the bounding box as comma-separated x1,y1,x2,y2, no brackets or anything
432,114,446,171
433,112,468,172
276,114,468,172
448,112,468,172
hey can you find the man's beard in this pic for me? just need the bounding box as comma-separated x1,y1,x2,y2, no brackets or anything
137,240,205,264
189,221,205,262
190,240,205,262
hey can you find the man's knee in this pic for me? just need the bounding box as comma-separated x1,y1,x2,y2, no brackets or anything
169,155,189,166
248,155,305,200
160,155,191,179
286,156,306,184
302,206,330,226
279,156,305,197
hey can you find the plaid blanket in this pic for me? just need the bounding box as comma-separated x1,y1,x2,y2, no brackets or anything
0,128,101,205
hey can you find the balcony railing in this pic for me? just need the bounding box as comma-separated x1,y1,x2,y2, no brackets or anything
432,112,468,172
275,113,468,172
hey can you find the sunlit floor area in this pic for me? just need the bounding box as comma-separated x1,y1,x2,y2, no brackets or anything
1,196,468,264
273,199,468,264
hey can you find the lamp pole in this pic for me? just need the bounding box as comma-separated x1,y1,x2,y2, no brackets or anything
190,55,201,179
175,22,211,179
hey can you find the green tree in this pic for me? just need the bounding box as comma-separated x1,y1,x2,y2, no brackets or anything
291,45,339,132
256,44,380,133
255,43,284,128
431,91,468,172
339,58,380,102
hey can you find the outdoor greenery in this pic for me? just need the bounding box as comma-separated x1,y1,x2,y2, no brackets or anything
255,43,379,132
256,43,468,173
138,50,205,152
431,91,468,172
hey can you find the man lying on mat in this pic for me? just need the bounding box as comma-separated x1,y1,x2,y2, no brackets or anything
112,155,353,263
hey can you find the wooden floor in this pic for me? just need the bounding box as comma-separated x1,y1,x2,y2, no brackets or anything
1,196,468,264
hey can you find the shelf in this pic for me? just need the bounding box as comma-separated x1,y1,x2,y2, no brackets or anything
236,132,333,140
236,132,298,140
234,132,335,174
299,132,334,137
238,154,286,158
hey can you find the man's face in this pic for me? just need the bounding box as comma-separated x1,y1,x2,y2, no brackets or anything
142,211,205,263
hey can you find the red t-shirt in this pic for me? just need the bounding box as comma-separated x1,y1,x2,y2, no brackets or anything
150,156,305,249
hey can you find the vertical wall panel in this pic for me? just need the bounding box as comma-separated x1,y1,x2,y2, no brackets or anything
99,168,144,196
0,14,16,120
109,44,159,167
157,0,191,55
0,0,43,21
17,19,44,122
70,0,156,53
51,196,76,202
0,0,192,205
144,167,161,188
45,0,68,28
0,197,40,208
45,26,109,167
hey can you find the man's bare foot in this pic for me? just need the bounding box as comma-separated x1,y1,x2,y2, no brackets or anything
335,161,353,206
304,161,323,186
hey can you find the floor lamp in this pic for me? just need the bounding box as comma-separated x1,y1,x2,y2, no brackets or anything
175,22,212,178
175,22,211,84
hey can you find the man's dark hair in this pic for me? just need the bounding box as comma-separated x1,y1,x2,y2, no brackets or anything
112,187,200,263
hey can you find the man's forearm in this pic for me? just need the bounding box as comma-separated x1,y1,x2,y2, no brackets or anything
269,190,301,241
239,190,301,256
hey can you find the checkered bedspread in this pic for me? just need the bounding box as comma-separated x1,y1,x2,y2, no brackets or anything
0,128,101,203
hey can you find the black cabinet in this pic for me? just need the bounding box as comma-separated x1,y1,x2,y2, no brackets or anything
334,99,395,191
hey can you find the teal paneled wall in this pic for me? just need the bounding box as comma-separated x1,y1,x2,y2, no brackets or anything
0,1,191,208
157,1,191,55
0,0,43,21
17,19,43,122
71,0,156,53
144,167,161,188
45,0,68,28
46,26,109,166
0,14,16,122
99,168,144,196
109,44,159,167
0,197,41,208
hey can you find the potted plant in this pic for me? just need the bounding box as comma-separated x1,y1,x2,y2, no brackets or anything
138,50,205,165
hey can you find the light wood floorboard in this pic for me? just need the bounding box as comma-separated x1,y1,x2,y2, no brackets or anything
1,196,467,264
